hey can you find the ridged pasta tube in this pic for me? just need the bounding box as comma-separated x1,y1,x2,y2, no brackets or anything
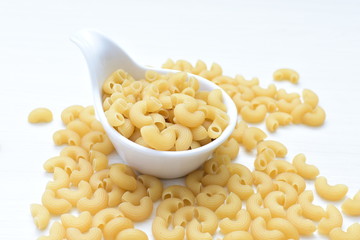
292,153,319,179
315,176,348,201
30,204,50,230
273,68,299,84
152,216,185,240
219,209,251,234
61,211,92,233
250,217,285,240
42,189,72,215
318,204,343,235
109,163,137,191
286,204,316,235
140,125,176,151
266,112,292,132
342,191,360,216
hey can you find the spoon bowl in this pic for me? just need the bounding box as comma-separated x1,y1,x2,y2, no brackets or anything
71,29,237,178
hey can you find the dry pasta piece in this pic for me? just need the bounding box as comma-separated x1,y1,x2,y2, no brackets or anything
290,103,312,124
28,108,53,123
292,153,319,179
219,209,251,234
57,180,93,206
200,62,222,80
272,180,298,208
286,204,316,235
230,120,248,144
138,175,163,202
66,119,91,137
240,105,267,123
185,169,205,195
42,189,72,215
162,185,195,206
315,176,348,201
115,228,148,240
342,191,360,216
30,204,50,230
156,198,184,224
89,150,108,171
70,158,93,186
60,146,89,162
196,185,227,211
174,103,205,128
53,129,81,146
302,106,326,126
215,192,242,219
140,125,176,151
298,190,326,221
92,208,124,229
318,204,343,235
235,74,259,87
246,193,271,221
152,216,185,240
215,138,240,160
61,211,92,233
77,188,108,215
43,156,77,175
173,206,194,227
61,105,84,124
276,89,300,102
89,169,110,190
208,89,226,111
329,223,360,240
186,219,212,240
253,171,274,198
252,84,277,98
266,112,292,132
275,172,306,194
254,148,276,171
273,68,299,84
265,160,297,179
263,191,286,218
79,106,96,125
38,221,66,240
46,167,70,191
201,164,230,187
121,181,147,205
256,140,287,158
103,216,133,240
66,227,102,240
119,196,153,222
302,89,319,108
81,131,114,155
251,96,277,112
276,98,301,113
227,163,254,200
250,217,285,240
242,127,267,151
167,124,193,151
223,231,254,240
109,163,137,191
267,218,299,240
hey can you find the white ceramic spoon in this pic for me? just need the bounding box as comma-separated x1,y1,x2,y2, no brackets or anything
71,29,237,178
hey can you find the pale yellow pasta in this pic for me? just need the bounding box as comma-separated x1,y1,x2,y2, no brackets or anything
207,121,223,139
252,84,277,98
57,180,92,206
196,185,227,211
212,75,236,85
105,110,125,127
137,174,163,202
90,119,106,133
127,101,153,128
199,62,222,80
121,180,147,205
168,124,192,151
109,98,129,114
174,103,205,128
235,74,259,86
194,206,218,234
272,180,298,208
61,105,85,124
342,191,360,216
30,204,50,230
265,160,297,178
212,153,231,165
70,158,93,186
108,185,124,207
215,138,240,160
77,188,108,215
230,120,248,144
140,125,176,151
43,156,77,175
237,85,255,101
273,68,299,84
46,167,70,191
156,198,184,224
246,193,271,221
162,185,195,206
61,211,92,233
109,163,137,191
103,97,112,111
28,108,53,123
302,88,319,108
251,96,277,112
242,127,267,151
298,190,326,221
92,208,124,229
81,131,114,155
42,189,72,215
219,209,252,234
60,146,89,162
286,204,316,235
215,192,242,219
275,172,306,194
318,204,343,235
186,220,212,240
185,169,204,195
191,60,207,75
276,98,301,113
223,230,254,240
135,137,150,148
144,95,162,112
79,106,96,125
162,59,175,69
227,163,253,183
152,216,185,240
201,164,230,187
290,103,313,124
89,150,108,171
257,140,287,158
38,221,66,240
292,153,319,179
329,223,360,240
207,89,226,111
276,89,300,102
190,125,208,141
115,228,148,240
264,191,286,218
115,119,134,138
66,227,102,240
266,112,292,132
232,93,251,112
119,196,153,222
253,171,274,198
53,129,81,146
315,176,348,201
302,106,326,126
267,218,299,240
254,148,276,171
240,105,267,123
250,217,285,240
66,119,91,137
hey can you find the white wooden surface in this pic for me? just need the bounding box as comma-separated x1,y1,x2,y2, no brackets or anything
0,0,360,239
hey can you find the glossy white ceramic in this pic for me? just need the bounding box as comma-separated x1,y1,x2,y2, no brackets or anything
70,29,237,178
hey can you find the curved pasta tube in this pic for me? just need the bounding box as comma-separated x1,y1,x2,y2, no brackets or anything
264,191,286,218
276,98,301,113
121,180,147,205
66,119,91,137
53,129,81,146
235,74,259,87
286,204,316,235
273,68,299,84
219,209,251,234
61,211,92,233
201,165,230,187
162,185,195,206
276,89,300,102
70,158,93,186
185,169,205,195
302,106,326,126
173,206,195,227
77,188,108,215
254,148,276,171
275,172,306,194
194,206,218,235
28,108,53,123
342,191,360,216
89,169,110,190
90,119,105,133
232,93,251,112
109,163,137,191
267,218,299,240
103,217,134,240
257,140,287,158
60,146,89,162
329,223,360,240
167,124,193,151
265,160,297,179
252,84,277,98
152,216,185,240
119,196,153,222
105,110,125,127
253,171,274,198
227,174,254,200
137,175,163,202
266,112,292,132
57,180,92,206
89,150,108,171
246,193,271,221
196,185,227,211
272,180,298,208
215,192,242,219
227,163,253,184
79,106,96,125
186,219,212,240
42,189,72,215
212,75,236,85
237,85,255,101
140,125,176,151
156,198,184,224
298,190,326,221
292,153,319,179
191,60,207,75
215,138,240,160
318,204,343,235
199,62,222,80
115,228,148,240
81,131,114,155
108,186,125,207
302,89,318,108
251,96,277,112
242,127,267,151
92,208,124,229
30,204,50,230
207,89,226,111
174,103,205,128
46,167,70,191
315,176,348,201
223,230,254,240
230,120,248,144
190,125,208,141
43,156,77,175
290,103,312,124
38,221,66,240
66,227,102,240
250,217,285,240
162,58,175,69
240,105,267,123
61,105,85,124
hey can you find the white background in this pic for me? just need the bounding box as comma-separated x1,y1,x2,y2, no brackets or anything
1,0,360,239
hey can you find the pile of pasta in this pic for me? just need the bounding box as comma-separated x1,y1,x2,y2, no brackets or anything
29,61,360,240
102,69,229,151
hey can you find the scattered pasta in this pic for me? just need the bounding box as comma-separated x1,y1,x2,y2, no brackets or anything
28,107,53,123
